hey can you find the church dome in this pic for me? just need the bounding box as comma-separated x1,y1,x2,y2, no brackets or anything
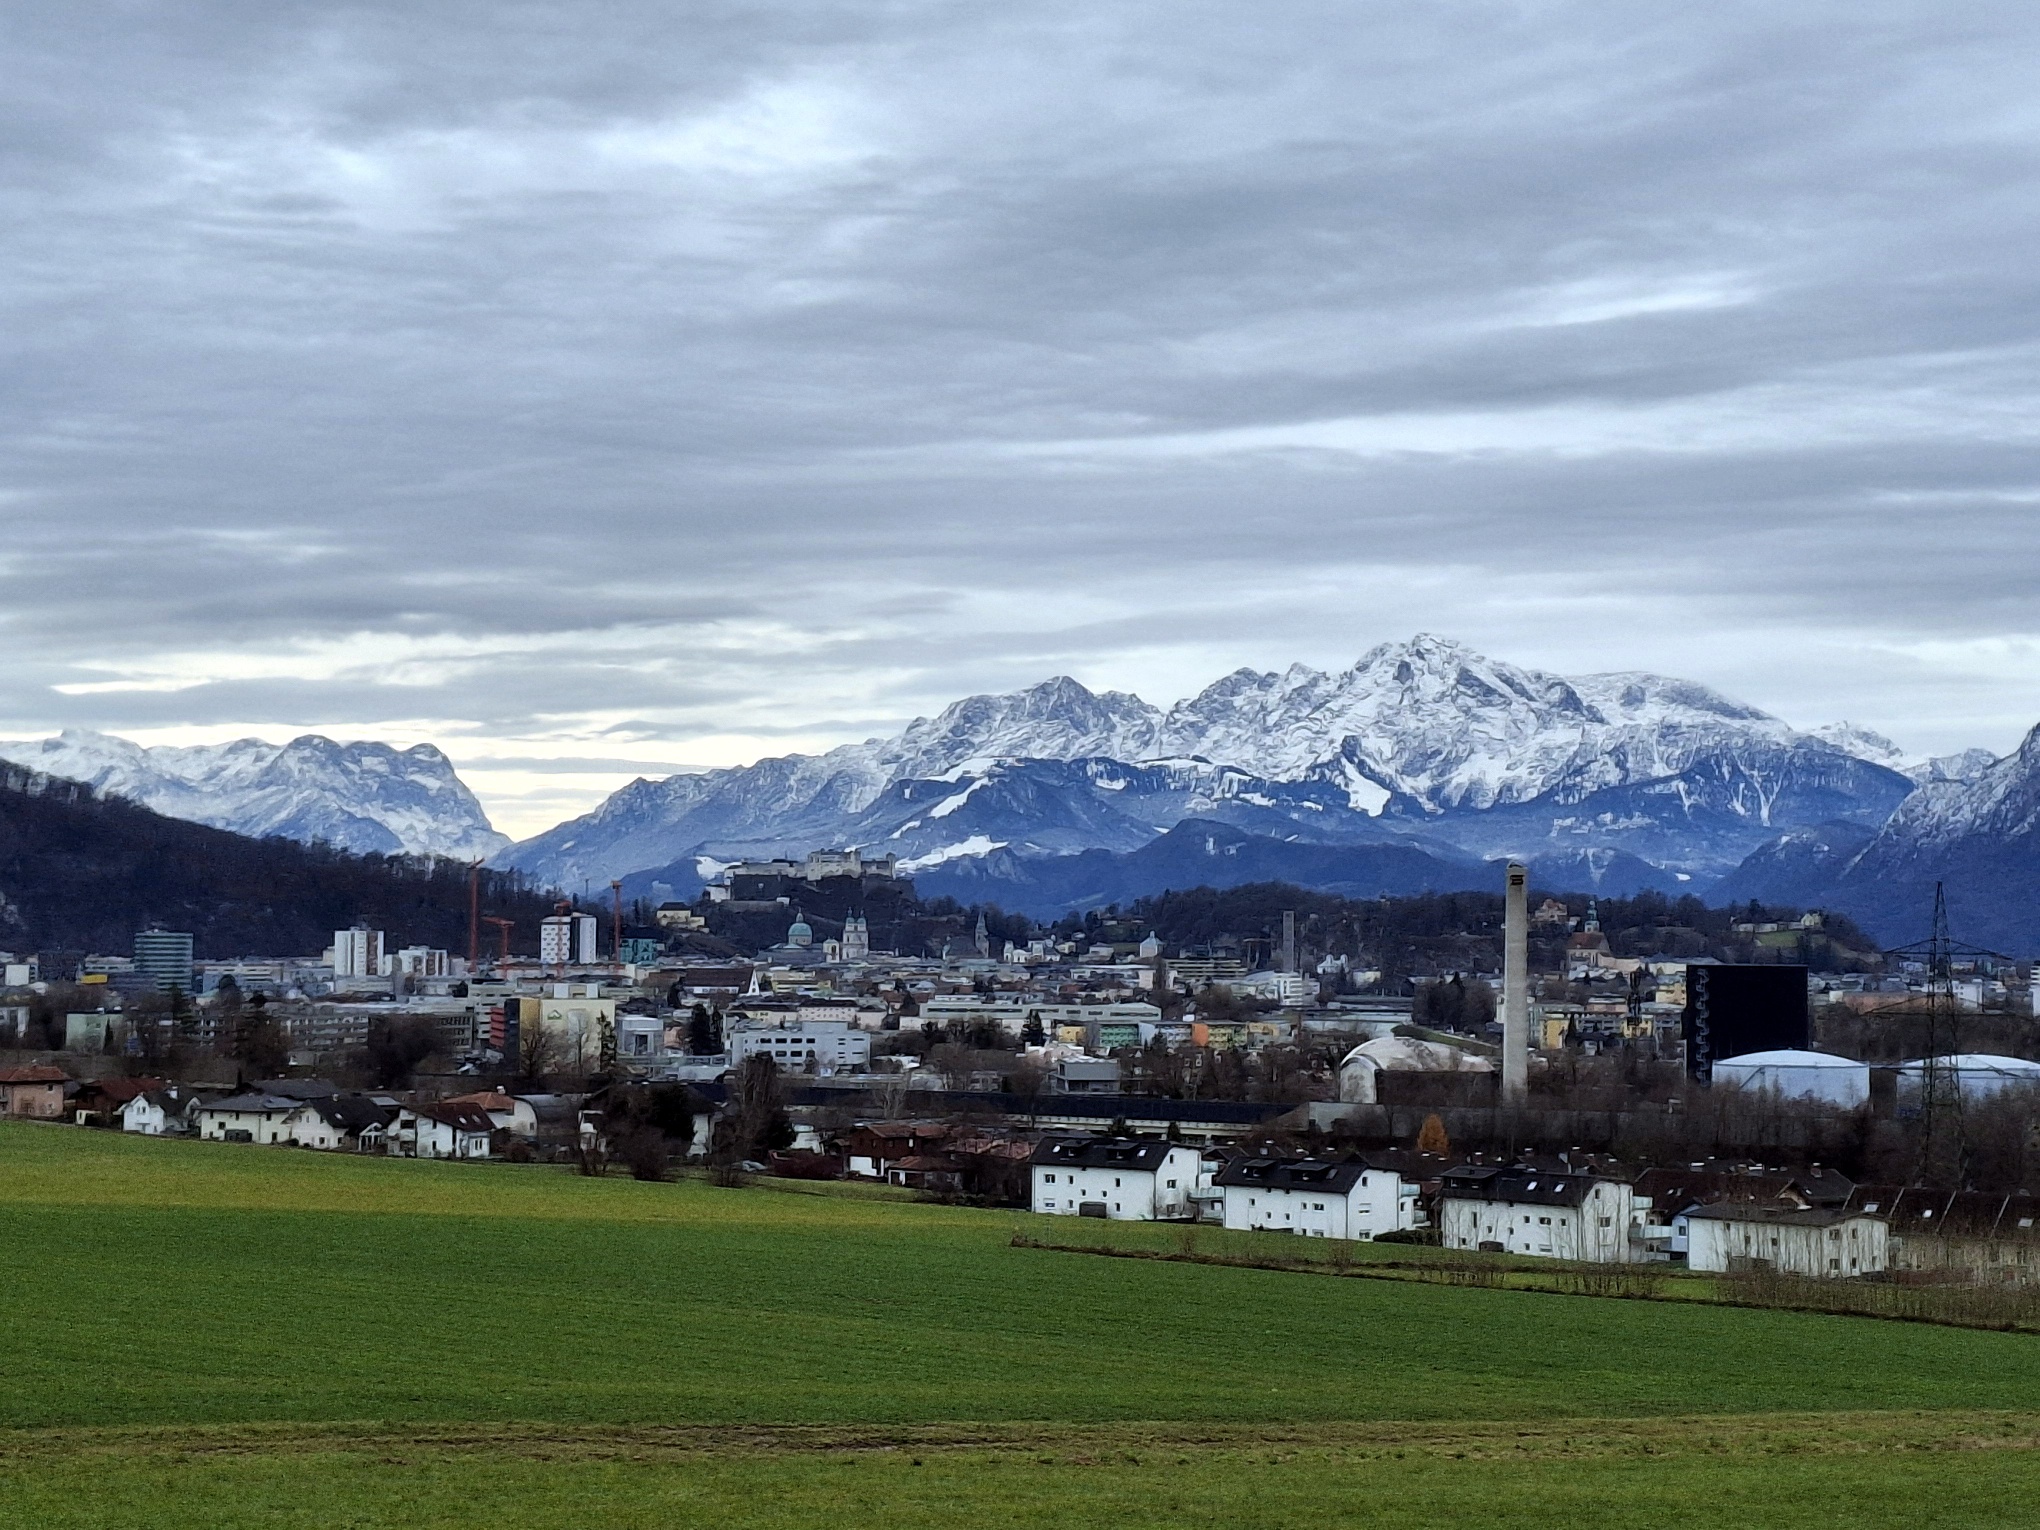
787,918,814,948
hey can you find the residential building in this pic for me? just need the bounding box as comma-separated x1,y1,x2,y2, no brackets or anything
540,912,599,967
0,1066,70,1119
132,928,194,994
617,1012,666,1065
728,1018,870,1072
392,946,454,980
1029,1136,1203,1220
390,1104,496,1159
1685,1202,1888,1278
283,1096,394,1151
197,1093,304,1144
1215,1156,1426,1239
1049,1057,1122,1094
120,1087,196,1136
1438,1164,1644,1262
845,1122,951,1179
332,927,386,980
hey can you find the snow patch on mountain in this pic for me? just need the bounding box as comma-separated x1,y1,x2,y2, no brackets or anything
897,835,1009,871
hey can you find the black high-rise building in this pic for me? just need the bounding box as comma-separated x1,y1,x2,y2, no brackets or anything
1683,963,1810,1082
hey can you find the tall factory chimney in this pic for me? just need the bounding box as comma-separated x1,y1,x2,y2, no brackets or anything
1503,860,1529,1105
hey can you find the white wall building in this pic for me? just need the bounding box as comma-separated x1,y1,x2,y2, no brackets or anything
332,927,385,980
197,1093,303,1144
120,1088,193,1136
540,912,599,967
1029,1136,1203,1220
727,1018,871,1072
1214,1156,1426,1238
1438,1165,1645,1262
390,1105,495,1160
1685,1203,1888,1277
392,946,454,980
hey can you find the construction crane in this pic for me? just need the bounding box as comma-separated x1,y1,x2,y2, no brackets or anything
466,860,484,967
481,916,514,969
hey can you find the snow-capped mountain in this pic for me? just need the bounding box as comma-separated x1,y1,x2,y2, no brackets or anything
0,730,508,859
1711,726,2040,947
499,634,1917,888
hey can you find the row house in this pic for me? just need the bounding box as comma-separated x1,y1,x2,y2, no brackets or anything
1438,1164,1646,1263
1029,1136,1203,1221
1213,1155,1427,1239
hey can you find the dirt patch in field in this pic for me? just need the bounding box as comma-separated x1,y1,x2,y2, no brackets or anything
4,1411,2037,1468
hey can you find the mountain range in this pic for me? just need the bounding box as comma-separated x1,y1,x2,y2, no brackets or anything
9,635,2035,947
501,633,1919,886
0,730,507,860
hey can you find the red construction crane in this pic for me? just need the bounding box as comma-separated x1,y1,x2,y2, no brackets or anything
481,916,514,965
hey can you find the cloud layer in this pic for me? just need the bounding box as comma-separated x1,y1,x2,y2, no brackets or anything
6,2,2040,834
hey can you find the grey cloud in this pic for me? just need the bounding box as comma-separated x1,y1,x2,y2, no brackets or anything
5,0,2040,824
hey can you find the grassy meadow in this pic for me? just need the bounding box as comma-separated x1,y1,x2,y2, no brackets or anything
4,1121,2040,1526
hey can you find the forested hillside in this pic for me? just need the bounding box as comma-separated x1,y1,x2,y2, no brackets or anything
0,765,558,958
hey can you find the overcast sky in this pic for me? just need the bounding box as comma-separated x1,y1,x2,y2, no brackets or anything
7,2,2040,836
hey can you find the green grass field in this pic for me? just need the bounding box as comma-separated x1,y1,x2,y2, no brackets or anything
5,1122,2040,1527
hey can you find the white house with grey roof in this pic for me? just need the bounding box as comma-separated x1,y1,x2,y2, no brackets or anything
1030,1136,1202,1220
1685,1202,1887,1277
196,1093,304,1145
1438,1165,1644,1262
1214,1155,1426,1239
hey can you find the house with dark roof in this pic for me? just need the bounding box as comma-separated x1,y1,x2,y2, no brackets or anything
120,1086,199,1136
1214,1154,1426,1239
1438,1164,1644,1262
72,1076,165,1122
197,1093,305,1144
283,1095,395,1152
1844,1186,2040,1284
846,1122,951,1180
1685,1201,1887,1277
389,1103,495,1160
1029,1135,1202,1221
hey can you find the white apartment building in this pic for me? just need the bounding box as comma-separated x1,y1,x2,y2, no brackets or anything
1685,1203,1888,1278
1438,1165,1645,1263
727,1018,871,1072
332,927,386,980
392,946,454,979
1030,1136,1203,1221
540,913,599,967
1214,1156,1426,1239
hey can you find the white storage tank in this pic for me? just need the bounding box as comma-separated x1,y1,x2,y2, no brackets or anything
1897,1053,2040,1102
1711,1048,1869,1107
